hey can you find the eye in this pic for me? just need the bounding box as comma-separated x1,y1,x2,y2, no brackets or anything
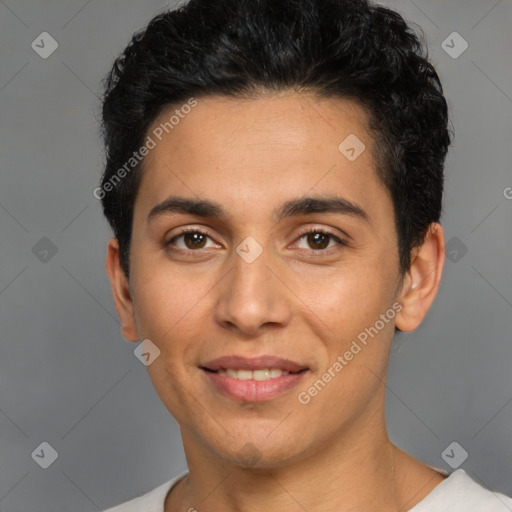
165,228,220,253
164,227,347,256
294,228,347,252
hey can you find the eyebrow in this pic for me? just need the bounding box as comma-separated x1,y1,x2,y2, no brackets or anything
146,195,370,225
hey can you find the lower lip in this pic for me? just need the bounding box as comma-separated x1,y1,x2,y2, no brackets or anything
202,369,309,402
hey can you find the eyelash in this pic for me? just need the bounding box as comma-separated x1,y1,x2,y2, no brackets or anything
164,227,348,256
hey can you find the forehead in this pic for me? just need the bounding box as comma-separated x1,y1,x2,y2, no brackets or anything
147,92,373,151
134,92,389,223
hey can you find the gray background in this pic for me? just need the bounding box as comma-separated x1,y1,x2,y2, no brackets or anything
0,0,511,510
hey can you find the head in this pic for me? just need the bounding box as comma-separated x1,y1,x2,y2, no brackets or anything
100,0,451,468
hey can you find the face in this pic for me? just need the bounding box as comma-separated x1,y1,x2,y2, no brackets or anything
108,92,421,469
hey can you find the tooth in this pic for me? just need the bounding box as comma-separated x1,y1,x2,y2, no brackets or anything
218,368,295,380
253,369,270,381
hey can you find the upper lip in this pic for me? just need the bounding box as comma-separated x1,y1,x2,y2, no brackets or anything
202,355,308,373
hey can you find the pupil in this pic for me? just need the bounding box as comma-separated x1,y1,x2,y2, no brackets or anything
308,232,328,249
185,233,206,249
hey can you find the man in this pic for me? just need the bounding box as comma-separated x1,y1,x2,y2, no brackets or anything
97,0,512,510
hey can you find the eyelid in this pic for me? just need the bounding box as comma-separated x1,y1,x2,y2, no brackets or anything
295,224,348,239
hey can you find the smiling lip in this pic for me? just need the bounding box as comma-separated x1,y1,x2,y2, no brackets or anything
201,355,308,373
201,355,310,402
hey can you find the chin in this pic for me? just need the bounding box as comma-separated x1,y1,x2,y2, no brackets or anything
207,427,308,470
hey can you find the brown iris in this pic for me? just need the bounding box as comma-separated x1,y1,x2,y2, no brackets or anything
306,232,330,250
183,232,207,249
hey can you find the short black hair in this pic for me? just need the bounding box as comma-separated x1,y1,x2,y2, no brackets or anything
98,0,452,280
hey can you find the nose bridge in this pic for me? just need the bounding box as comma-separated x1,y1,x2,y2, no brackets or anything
213,238,291,333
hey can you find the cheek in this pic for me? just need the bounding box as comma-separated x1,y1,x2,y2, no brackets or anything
294,266,397,418
130,257,209,349
298,259,388,323
294,250,398,362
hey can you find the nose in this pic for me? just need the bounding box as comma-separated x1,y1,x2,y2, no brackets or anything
213,243,293,335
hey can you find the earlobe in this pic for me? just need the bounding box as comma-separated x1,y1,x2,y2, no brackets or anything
395,223,445,332
105,237,140,342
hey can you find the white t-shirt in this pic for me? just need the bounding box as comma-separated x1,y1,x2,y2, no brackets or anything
102,468,512,511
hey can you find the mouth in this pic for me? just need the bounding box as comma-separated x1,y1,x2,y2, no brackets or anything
201,354,309,373
200,355,310,402
201,366,308,381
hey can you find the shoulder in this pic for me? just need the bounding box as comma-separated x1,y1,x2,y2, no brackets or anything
411,469,512,512
101,471,189,512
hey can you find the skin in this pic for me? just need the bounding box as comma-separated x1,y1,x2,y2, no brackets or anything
106,91,446,511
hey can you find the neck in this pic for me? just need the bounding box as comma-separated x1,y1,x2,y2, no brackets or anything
165,410,445,511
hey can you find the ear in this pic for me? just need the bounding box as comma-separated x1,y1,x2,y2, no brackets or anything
105,237,139,342
395,223,445,332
